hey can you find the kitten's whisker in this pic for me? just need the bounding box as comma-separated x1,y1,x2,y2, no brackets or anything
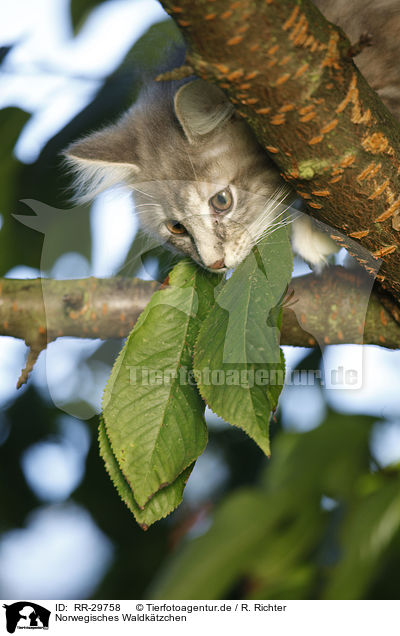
254,215,296,244
134,203,162,208
131,186,156,199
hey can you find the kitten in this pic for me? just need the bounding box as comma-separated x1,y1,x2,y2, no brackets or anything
65,77,336,272
66,0,400,273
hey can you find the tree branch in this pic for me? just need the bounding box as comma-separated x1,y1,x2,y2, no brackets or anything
158,0,400,308
0,268,398,387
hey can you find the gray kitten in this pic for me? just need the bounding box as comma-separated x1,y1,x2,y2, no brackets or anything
65,77,336,272
65,0,400,272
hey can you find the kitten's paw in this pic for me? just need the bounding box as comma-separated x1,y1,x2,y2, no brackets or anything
291,215,339,273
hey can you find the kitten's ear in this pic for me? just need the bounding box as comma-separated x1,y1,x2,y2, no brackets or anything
64,122,141,202
174,79,235,143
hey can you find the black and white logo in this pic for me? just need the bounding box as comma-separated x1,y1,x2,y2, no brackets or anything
2,602,50,633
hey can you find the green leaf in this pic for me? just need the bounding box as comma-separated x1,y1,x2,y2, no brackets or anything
148,489,271,599
102,260,220,508
325,480,400,599
194,227,293,456
98,416,193,529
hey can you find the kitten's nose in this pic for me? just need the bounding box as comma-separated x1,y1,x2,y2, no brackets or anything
209,259,225,270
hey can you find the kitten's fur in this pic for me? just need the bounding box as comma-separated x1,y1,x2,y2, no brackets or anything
65,0,399,272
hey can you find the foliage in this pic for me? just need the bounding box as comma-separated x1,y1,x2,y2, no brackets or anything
101,233,292,526
149,410,400,600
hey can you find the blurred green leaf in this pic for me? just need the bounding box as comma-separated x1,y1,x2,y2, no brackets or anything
148,489,271,599
150,410,394,600
265,410,374,498
102,261,220,510
325,480,400,599
0,107,44,275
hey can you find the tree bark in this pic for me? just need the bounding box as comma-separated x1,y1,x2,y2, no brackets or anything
1,269,398,387
158,0,400,307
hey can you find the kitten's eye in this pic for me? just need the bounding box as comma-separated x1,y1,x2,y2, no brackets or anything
209,187,233,213
166,220,187,235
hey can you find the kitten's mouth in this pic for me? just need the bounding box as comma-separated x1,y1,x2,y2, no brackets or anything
204,258,227,273
204,265,228,273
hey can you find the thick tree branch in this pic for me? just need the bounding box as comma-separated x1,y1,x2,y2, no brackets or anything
0,268,398,386
158,0,400,307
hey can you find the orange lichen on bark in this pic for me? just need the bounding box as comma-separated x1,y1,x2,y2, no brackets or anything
265,145,279,153
349,229,370,238
245,70,259,80
226,69,244,81
282,5,299,31
300,111,316,122
215,62,230,74
299,104,314,115
271,113,286,124
372,245,397,258
279,103,295,112
340,154,356,168
368,179,390,200
336,74,357,113
293,21,309,47
289,14,307,43
362,132,391,154
227,35,243,46
312,189,330,196
380,309,388,326
275,72,291,85
267,44,279,56
220,9,233,19
357,161,381,183
375,197,400,222
320,119,339,134
294,62,309,78
205,13,216,20
321,30,340,70
279,55,292,66
308,135,323,145
309,202,323,209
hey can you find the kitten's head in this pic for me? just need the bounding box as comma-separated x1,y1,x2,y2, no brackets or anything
65,79,291,271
